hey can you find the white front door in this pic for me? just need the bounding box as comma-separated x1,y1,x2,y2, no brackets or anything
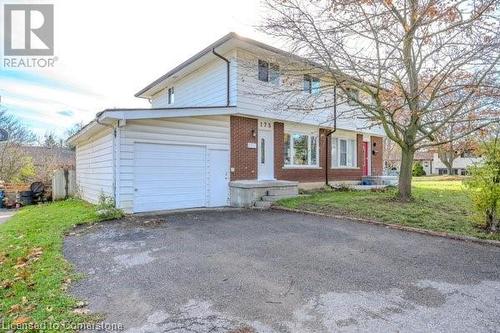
258,129,274,180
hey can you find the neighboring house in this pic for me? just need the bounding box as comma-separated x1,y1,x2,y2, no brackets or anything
68,33,385,213
385,149,481,176
431,152,482,175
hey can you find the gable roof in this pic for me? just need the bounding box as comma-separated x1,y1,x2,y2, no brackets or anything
135,32,340,99
135,32,383,99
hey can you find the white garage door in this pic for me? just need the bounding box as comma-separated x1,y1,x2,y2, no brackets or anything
133,143,208,213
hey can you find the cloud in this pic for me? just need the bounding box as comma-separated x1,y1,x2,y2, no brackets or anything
57,110,74,117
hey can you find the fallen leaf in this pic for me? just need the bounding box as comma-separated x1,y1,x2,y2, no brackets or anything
12,316,30,325
7,304,22,314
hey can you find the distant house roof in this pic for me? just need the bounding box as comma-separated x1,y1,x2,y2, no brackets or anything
414,151,434,161
386,150,434,162
21,146,75,167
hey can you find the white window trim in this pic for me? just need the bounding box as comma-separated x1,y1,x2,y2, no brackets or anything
331,137,358,169
284,131,320,168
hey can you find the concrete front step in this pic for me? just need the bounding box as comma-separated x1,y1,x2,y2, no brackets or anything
261,194,297,202
266,187,299,196
253,200,272,209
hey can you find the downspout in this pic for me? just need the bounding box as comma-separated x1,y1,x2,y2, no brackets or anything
325,85,337,187
212,48,231,106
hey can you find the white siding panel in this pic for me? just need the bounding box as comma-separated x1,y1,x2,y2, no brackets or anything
118,116,230,213
151,50,237,108
236,48,385,135
75,128,114,204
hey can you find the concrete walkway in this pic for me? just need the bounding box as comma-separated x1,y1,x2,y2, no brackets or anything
0,209,15,225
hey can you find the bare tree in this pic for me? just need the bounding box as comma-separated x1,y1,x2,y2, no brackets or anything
261,0,500,200
0,108,36,183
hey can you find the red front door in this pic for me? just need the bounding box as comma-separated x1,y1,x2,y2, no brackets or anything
363,142,369,176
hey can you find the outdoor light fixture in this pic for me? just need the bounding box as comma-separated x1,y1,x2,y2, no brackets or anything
251,129,256,137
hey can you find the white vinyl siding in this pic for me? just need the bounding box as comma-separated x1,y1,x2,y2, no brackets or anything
151,51,237,108
117,116,230,213
75,128,114,203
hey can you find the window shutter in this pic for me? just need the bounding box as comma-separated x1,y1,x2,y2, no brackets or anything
331,138,338,167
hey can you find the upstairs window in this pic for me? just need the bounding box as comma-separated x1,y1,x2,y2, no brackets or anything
304,75,320,94
167,87,175,104
332,137,357,168
346,87,359,106
258,60,280,85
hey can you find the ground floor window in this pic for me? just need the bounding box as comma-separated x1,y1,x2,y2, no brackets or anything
284,132,318,166
332,137,357,167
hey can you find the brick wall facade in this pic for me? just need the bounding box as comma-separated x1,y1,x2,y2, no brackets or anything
230,118,384,182
370,136,384,176
273,122,366,182
230,116,258,180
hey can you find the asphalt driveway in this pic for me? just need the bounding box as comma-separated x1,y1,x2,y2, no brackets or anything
64,209,500,333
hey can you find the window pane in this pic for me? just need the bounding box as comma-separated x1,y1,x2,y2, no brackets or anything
331,138,338,167
168,87,174,104
293,134,308,165
348,139,356,167
261,138,265,164
303,75,311,93
310,136,317,165
284,133,291,165
269,63,280,85
312,78,320,95
339,139,347,166
258,60,269,82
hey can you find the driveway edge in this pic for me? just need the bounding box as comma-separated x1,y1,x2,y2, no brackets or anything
272,206,500,248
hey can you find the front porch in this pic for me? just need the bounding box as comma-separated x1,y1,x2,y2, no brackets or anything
229,180,299,208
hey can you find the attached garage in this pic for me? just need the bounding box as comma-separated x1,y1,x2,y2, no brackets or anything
71,112,231,214
133,143,207,212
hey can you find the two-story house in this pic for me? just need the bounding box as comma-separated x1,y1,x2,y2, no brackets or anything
68,33,385,213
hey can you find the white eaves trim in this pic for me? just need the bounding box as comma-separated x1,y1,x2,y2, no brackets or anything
67,106,237,146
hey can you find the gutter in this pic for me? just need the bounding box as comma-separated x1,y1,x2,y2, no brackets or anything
212,48,231,106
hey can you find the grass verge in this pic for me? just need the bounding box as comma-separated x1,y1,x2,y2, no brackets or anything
278,180,499,241
0,199,116,331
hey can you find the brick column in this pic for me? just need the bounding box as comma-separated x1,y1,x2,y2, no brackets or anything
230,116,258,180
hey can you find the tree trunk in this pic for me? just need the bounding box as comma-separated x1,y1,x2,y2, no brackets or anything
446,163,453,176
486,208,498,232
397,148,415,201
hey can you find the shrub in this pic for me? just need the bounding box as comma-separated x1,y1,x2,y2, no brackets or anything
464,139,499,232
95,193,124,220
412,162,426,177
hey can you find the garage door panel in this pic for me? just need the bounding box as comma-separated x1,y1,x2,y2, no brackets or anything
135,171,205,181
135,158,206,166
133,143,207,212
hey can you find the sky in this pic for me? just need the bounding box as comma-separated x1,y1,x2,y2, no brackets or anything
0,0,271,137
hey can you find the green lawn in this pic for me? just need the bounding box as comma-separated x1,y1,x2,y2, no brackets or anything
278,180,499,241
0,199,110,331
